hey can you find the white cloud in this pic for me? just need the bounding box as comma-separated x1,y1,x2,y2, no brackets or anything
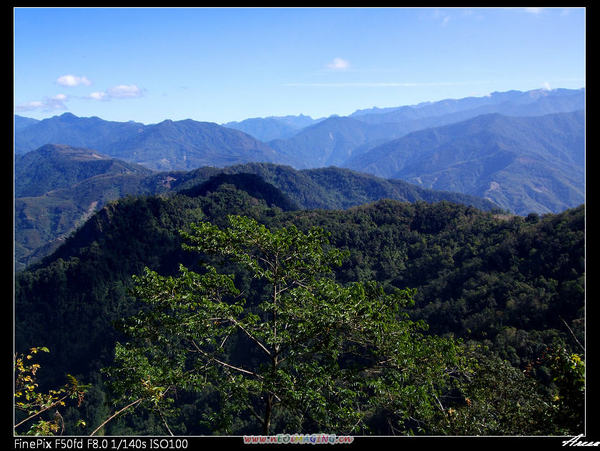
89,91,108,100
56,74,92,87
524,7,543,14
88,84,144,101
542,81,551,90
107,84,143,98
45,94,68,110
15,94,68,112
327,57,350,70
14,101,44,112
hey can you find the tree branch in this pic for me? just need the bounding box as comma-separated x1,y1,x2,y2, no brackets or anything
559,316,585,352
190,340,263,379
228,317,272,358
14,393,70,430
158,407,174,436
90,398,143,436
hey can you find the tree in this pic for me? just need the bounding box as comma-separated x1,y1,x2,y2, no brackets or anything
546,345,585,434
428,344,552,435
14,347,88,435
105,215,465,435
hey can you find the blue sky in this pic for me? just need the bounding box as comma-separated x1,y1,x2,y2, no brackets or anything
14,7,586,124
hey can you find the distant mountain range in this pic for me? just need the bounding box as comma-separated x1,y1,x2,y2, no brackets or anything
228,87,584,144
14,87,585,218
350,87,584,123
346,110,584,215
223,114,324,142
266,116,412,168
14,145,499,270
15,114,284,171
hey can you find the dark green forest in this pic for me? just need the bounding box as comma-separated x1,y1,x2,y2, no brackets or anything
15,156,500,272
14,178,585,436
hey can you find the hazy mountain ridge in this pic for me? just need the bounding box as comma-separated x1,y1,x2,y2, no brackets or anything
14,112,145,155
14,115,40,132
267,116,412,168
346,110,584,215
226,88,584,169
14,87,585,217
223,114,324,142
106,119,285,171
350,88,584,123
14,115,285,171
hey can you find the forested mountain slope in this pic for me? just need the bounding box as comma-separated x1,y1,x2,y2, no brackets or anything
15,149,500,271
15,144,153,198
15,184,584,434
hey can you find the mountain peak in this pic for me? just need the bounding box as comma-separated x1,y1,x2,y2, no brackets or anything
59,112,78,120
38,143,74,152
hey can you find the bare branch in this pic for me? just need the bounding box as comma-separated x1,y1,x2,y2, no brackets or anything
190,340,263,379
158,407,174,436
220,330,233,348
560,316,585,353
90,398,143,436
228,317,272,358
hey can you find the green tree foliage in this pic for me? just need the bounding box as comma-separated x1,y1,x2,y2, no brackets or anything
427,344,552,435
546,346,585,434
178,173,300,211
425,343,585,436
105,216,465,435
